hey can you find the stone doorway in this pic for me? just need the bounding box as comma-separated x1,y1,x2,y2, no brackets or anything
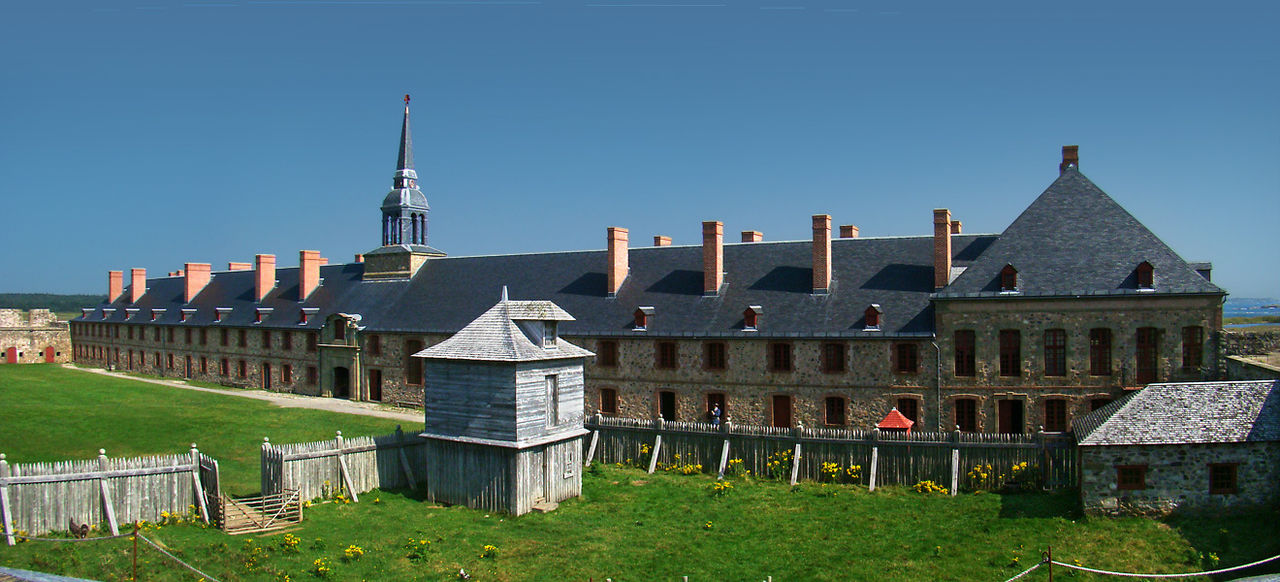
333,366,350,399
998,399,1024,434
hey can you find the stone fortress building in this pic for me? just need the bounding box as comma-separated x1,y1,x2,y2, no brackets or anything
1,309,71,364
70,100,1226,434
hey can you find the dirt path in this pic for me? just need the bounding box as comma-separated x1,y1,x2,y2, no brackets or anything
63,364,422,424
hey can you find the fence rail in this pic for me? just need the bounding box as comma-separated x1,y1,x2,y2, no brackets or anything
0,446,217,544
584,416,1077,491
261,425,428,501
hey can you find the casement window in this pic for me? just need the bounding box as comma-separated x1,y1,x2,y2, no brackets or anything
1089,328,1112,375
283,364,293,384
743,306,762,331
153,328,160,341
154,352,161,367
863,305,882,330
1116,465,1147,490
199,356,207,374
1000,264,1018,292
185,329,192,344
238,329,247,348
599,387,619,416
1136,261,1154,290
543,321,557,347
634,307,654,331
1044,329,1066,377
220,329,229,347
999,330,1021,377
824,396,847,426
306,366,318,386
768,342,793,372
368,334,381,356
261,330,271,348
1043,399,1068,432
821,342,846,373
307,332,318,352
167,353,174,369
237,360,247,379
199,329,207,346
896,398,919,425
597,340,618,367
545,375,560,427
282,331,293,350
334,323,346,341
1208,463,1238,494
167,328,174,342
128,326,134,340
655,341,678,369
1136,327,1159,384
404,339,424,385
1182,326,1203,373
220,358,229,376
894,343,919,374
954,398,978,432
703,341,727,371
954,330,975,377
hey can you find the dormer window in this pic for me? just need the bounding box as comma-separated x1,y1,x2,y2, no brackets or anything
543,321,558,348
180,308,196,322
1136,261,1154,290
150,309,164,321
743,305,763,331
81,308,93,319
300,308,319,325
214,307,232,322
333,322,345,340
864,304,882,331
1000,264,1019,293
634,306,654,331
102,308,116,320
125,308,139,320
255,307,273,324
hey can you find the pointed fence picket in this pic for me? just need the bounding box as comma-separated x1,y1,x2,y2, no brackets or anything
260,425,430,502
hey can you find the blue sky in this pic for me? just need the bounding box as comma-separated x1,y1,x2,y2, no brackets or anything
1,0,1277,298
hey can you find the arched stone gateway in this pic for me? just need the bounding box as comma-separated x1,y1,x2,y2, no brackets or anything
333,366,350,399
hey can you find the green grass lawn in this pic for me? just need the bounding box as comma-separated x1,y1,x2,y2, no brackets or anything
0,365,406,495
1,365,1277,581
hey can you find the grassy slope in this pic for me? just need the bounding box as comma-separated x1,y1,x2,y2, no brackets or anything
0,365,404,495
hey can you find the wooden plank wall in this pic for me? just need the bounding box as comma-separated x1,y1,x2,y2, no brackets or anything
585,417,1077,490
0,450,209,538
261,427,430,501
424,438,511,513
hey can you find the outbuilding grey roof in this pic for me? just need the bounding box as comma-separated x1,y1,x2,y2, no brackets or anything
413,299,594,362
1073,380,1280,446
936,167,1224,299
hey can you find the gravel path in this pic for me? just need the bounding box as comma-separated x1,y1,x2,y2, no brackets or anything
63,364,422,424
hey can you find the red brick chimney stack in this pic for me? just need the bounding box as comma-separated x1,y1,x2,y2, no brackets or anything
741,230,763,243
130,268,146,303
184,263,211,303
108,271,124,303
703,221,723,296
299,250,321,301
653,235,671,247
354,254,364,263
950,221,962,235
812,214,832,294
607,227,628,296
255,254,276,302
839,225,859,239
934,208,952,289
1060,145,1079,174
228,262,251,271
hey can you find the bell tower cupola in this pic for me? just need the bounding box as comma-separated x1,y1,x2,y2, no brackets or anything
365,94,445,281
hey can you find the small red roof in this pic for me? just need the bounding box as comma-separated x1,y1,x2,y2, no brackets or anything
877,408,915,430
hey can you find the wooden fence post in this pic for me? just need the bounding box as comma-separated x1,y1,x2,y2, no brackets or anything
716,421,731,480
190,444,210,523
949,431,960,496
868,429,879,492
789,423,803,486
335,431,358,502
1037,426,1047,490
585,414,601,467
261,437,273,496
98,449,120,536
647,419,663,474
1,454,14,546
395,425,418,490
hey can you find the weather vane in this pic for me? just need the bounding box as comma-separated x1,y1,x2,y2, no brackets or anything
404,94,411,106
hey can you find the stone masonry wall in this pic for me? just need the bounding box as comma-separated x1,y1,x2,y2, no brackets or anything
1223,330,1280,356
1224,356,1280,381
1081,442,1280,516
0,309,72,364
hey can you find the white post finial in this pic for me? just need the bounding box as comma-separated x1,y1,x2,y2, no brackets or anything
500,285,509,302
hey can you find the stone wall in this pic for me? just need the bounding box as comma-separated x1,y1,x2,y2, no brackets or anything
1223,330,1280,356
0,309,72,364
1081,442,1280,516
1224,356,1280,381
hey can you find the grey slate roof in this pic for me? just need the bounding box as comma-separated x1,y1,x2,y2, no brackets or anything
414,299,594,362
936,167,1224,299
1073,380,1280,446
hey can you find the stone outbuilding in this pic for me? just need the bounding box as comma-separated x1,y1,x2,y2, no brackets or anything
0,309,70,364
412,291,594,515
1074,379,1280,515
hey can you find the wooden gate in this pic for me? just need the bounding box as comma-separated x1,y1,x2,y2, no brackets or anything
199,455,222,527
221,490,302,535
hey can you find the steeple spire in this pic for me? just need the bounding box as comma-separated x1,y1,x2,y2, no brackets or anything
381,94,431,248
397,94,414,174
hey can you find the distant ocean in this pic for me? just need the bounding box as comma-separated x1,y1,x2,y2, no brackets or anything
1224,297,1280,319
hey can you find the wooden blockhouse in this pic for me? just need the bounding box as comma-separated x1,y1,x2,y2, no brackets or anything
412,290,594,515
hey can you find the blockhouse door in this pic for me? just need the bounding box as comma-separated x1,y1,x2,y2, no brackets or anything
772,395,793,428
44,346,55,363
4,347,15,364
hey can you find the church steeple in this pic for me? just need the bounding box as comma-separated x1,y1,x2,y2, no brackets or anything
381,94,432,248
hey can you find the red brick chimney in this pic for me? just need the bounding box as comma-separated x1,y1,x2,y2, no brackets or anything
1060,145,1079,174
130,268,146,303
950,221,962,234
607,227,628,296
184,263,211,303
319,257,329,266
703,221,723,296
653,235,671,247
108,271,124,303
839,225,859,239
354,254,364,263
228,262,251,271
299,250,321,301
934,208,952,289
812,214,832,294
255,254,276,302
741,230,763,243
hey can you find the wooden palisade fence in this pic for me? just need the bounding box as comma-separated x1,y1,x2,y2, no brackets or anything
261,425,428,501
0,445,218,544
583,416,1078,492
